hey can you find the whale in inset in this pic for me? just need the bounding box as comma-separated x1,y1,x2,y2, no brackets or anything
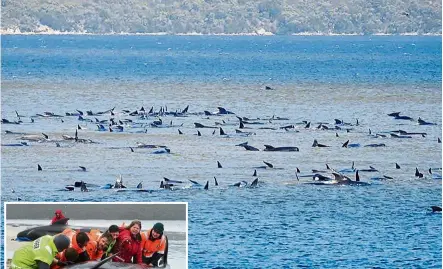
16,218,70,241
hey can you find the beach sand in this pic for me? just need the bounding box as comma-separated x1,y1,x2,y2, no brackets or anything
5,225,27,268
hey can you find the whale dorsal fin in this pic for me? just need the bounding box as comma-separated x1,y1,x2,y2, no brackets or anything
214,177,218,186
263,161,273,168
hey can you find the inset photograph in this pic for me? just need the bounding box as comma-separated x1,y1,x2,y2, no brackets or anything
5,202,187,269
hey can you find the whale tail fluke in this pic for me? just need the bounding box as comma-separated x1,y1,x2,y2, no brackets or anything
80,181,88,192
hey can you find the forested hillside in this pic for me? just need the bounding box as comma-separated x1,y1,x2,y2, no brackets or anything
1,0,441,34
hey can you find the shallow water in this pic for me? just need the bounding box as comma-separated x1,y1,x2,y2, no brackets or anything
1,35,442,268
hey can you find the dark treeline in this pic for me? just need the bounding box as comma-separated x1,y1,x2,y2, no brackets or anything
1,0,441,34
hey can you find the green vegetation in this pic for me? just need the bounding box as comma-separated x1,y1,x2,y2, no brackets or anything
1,0,441,34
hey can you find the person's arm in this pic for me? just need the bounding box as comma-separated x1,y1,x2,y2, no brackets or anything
136,244,143,264
76,251,90,262
52,253,60,266
118,239,131,262
37,260,50,269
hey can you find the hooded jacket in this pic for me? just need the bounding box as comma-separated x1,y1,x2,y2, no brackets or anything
50,210,66,225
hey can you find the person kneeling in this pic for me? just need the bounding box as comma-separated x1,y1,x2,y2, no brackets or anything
12,234,70,269
141,223,167,267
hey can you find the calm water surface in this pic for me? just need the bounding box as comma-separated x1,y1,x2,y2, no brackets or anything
1,35,441,268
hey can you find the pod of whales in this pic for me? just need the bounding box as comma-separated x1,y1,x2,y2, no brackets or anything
3,104,440,197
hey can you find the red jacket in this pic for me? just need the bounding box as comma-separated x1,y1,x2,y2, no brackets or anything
112,227,142,263
51,209,67,225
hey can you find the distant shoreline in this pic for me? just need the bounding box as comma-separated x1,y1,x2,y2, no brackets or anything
1,30,441,36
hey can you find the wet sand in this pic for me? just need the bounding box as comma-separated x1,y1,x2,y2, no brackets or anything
5,225,27,269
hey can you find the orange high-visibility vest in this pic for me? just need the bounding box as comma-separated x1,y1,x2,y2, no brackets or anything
85,229,105,261
140,229,166,258
61,228,86,254
88,229,102,241
50,228,88,269
85,240,103,260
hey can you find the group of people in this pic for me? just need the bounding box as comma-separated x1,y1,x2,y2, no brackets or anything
114,220,167,266
12,210,168,268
